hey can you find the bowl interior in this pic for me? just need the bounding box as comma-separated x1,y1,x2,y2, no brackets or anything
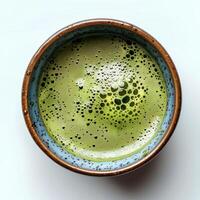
27,24,175,172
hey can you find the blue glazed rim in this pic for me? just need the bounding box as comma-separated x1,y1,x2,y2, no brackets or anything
22,19,181,176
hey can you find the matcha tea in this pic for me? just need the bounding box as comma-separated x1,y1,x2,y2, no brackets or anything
38,35,167,162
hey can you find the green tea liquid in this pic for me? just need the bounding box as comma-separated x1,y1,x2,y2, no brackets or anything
38,35,167,161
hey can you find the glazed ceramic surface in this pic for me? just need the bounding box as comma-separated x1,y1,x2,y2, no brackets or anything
22,19,181,176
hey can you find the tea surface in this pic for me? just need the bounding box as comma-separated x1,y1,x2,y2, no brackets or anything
38,35,167,161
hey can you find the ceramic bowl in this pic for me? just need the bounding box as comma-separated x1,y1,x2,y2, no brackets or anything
22,19,181,176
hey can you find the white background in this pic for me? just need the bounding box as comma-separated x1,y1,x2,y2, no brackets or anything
0,0,199,199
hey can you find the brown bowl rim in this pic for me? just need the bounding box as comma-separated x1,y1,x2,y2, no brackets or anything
22,18,182,176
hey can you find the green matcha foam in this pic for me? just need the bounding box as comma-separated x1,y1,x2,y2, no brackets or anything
38,35,167,161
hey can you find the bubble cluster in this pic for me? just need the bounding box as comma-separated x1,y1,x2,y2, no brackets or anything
38,35,167,162
73,62,150,130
